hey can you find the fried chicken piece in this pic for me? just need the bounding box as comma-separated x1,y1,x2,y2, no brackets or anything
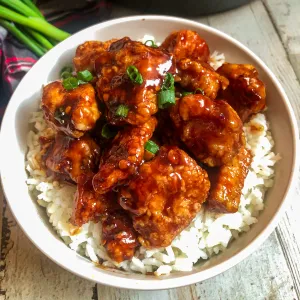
102,210,139,263
71,176,117,227
217,63,266,122
170,94,244,167
160,30,210,62
42,81,100,138
71,177,139,262
177,59,229,100
92,117,157,194
207,146,252,213
119,146,210,248
73,39,117,73
95,37,175,125
45,134,100,182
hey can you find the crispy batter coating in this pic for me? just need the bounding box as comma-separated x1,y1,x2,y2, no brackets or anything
42,81,100,138
95,37,175,125
72,178,139,262
102,210,139,263
160,30,210,62
73,39,117,72
178,59,229,100
217,63,266,121
119,146,210,248
92,117,157,194
170,94,244,167
45,134,100,182
71,176,117,227
207,146,252,213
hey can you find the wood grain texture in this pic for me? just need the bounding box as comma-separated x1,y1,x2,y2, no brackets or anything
0,203,96,300
1,1,300,300
263,0,300,81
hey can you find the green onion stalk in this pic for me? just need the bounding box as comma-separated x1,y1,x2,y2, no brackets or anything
0,1,70,57
0,19,45,57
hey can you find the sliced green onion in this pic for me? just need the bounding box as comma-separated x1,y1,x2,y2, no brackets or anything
161,73,174,91
194,88,204,95
60,66,73,79
126,65,143,85
78,79,87,85
77,70,93,82
0,19,45,57
158,73,176,109
63,77,78,90
145,140,159,154
158,89,176,109
101,124,118,139
144,40,158,48
115,104,129,118
182,91,193,96
61,66,73,74
61,71,72,79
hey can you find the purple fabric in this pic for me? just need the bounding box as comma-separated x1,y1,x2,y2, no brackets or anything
0,0,111,119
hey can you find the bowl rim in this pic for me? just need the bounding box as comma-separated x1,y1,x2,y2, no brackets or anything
1,14,299,290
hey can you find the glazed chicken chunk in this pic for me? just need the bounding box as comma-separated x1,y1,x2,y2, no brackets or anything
95,37,175,125
92,117,157,194
161,29,210,62
207,146,252,213
177,59,229,100
73,39,117,73
217,63,266,122
119,146,210,248
71,176,117,227
44,133,100,182
42,81,100,138
72,178,139,262
170,94,245,167
102,210,139,263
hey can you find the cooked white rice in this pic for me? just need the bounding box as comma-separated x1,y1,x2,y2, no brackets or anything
25,40,280,276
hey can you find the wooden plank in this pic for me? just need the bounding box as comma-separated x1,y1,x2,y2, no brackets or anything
262,0,300,81
0,204,95,300
178,232,297,300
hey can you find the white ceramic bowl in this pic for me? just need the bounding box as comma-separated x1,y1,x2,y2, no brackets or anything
0,16,299,290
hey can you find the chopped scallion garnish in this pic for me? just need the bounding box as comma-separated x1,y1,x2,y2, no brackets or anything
126,65,143,85
63,77,78,90
158,89,176,109
115,104,129,118
61,71,72,79
145,140,159,154
144,40,158,48
60,66,73,74
158,73,176,109
77,70,93,82
161,73,174,90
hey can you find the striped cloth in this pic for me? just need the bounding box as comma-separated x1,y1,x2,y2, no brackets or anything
0,0,111,119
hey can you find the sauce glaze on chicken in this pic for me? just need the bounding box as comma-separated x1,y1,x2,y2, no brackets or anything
40,30,266,263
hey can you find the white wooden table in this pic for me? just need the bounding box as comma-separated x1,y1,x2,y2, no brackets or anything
1,1,300,299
